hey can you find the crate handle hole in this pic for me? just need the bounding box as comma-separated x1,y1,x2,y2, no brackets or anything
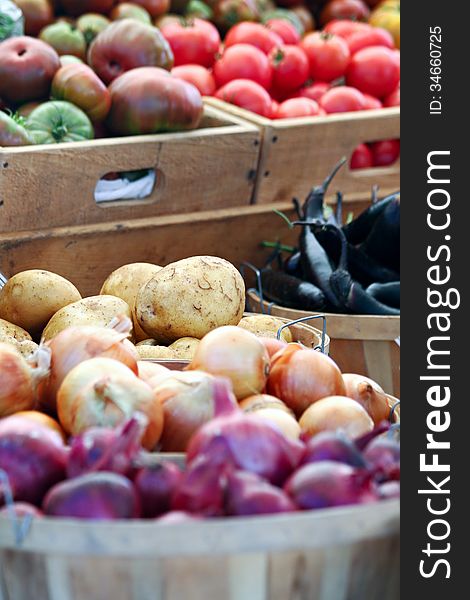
94,168,162,206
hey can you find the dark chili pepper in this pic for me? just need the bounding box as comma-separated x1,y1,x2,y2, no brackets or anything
284,251,303,277
366,282,400,309
260,268,326,311
303,157,347,222
347,245,400,286
342,191,399,245
330,270,400,316
361,196,400,273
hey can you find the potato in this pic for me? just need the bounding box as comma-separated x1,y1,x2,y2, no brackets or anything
42,295,132,341
136,256,245,343
0,318,32,342
0,335,39,358
169,337,200,360
238,315,293,343
136,339,160,346
0,270,81,337
136,345,176,360
100,262,162,342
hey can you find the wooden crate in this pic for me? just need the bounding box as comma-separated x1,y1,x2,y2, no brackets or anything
205,98,400,206
247,291,400,397
0,500,399,600
0,105,261,234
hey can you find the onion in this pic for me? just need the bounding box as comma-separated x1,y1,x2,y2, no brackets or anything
363,437,400,482
0,416,67,505
43,472,141,520
57,357,164,450
187,379,305,485
39,317,138,412
154,371,238,452
134,461,183,518
226,470,296,516
0,502,43,517
342,373,391,425
267,344,346,417
239,394,292,413
156,511,201,524
67,415,147,478
284,461,377,509
260,337,288,359
302,431,367,468
378,480,400,499
137,361,170,384
239,394,300,439
189,326,270,400
14,411,66,441
299,396,374,440
0,343,48,417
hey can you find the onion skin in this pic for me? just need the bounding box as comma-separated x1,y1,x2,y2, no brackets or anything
363,437,400,482
239,394,292,414
14,411,66,442
342,373,391,425
260,337,288,359
299,396,374,440
43,472,141,520
226,470,297,516
189,326,270,400
0,343,37,417
247,408,301,441
302,431,367,468
0,502,43,517
137,361,170,384
134,462,183,518
267,345,346,417
378,480,400,499
156,511,201,524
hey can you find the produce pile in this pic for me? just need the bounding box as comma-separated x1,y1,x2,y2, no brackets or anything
253,161,400,315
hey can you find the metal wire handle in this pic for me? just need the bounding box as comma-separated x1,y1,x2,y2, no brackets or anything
276,314,327,354
0,469,34,546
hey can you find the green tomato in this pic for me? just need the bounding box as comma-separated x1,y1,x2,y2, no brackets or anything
0,111,32,146
26,101,94,144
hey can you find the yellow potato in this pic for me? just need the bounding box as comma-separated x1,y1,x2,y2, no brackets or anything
238,315,293,343
169,337,200,360
136,345,176,360
0,270,81,337
136,256,245,343
42,295,132,341
0,336,39,358
136,339,160,346
100,263,162,342
0,318,32,342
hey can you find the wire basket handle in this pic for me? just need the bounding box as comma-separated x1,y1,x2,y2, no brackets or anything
277,314,327,354
0,469,34,546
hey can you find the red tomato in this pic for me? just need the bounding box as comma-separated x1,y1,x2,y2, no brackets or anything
225,22,283,55
265,19,301,45
275,97,321,119
131,0,170,18
383,86,400,107
215,79,272,117
213,44,273,90
171,65,216,96
298,82,330,102
320,0,370,26
350,143,373,169
319,86,366,113
14,0,54,37
301,32,350,82
370,139,400,166
347,46,400,98
347,27,395,54
270,45,309,93
60,0,115,16
324,19,371,39
160,18,220,68
270,99,279,119
362,93,382,110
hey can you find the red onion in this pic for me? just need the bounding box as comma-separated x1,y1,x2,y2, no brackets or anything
0,502,43,517
187,379,305,486
43,472,141,519
302,431,366,468
134,462,183,518
378,480,400,500
66,415,147,478
225,471,296,516
156,511,201,524
284,461,377,509
0,417,67,506
363,437,400,482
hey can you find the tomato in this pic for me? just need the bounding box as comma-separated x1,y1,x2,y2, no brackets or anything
60,0,116,16
76,14,111,45
320,0,370,26
383,86,400,107
60,55,84,67
0,111,32,146
269,45,308,94
270,99,279,118
225,22,283,55
14,0,54,37
362,93,382,109
347,27,395,54
0,37,60,105
171,65,216,96
131,0,170,18
350,143,373,169
213,0,261,33
370,139,400,166
319,86,366,113
110,3,152,23
51,63,111,122
265,18,300,45
106,67,203,135
369,1,400,48
213,44,272,90
346,46,400,98
88,20,174,85
160,18,220,68
275,97,320,119
297,82,330,102
301,32,350,83
261,9,305,36
215,79,272,117
291,5,315,33
17,101,43,118
27,100,94,143
324,19,371,39
39,22,87,60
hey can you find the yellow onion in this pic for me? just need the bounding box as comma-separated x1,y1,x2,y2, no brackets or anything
57,357,163,450
0,343,49,417
39,316,138,412
239,394,292,414
299,396,374,440
342,373,391,425
137,360,170,383
240,394,300,440
189,326,270,400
